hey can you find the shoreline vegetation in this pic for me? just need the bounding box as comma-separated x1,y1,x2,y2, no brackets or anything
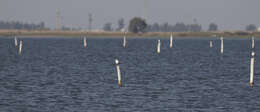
0,30,260,38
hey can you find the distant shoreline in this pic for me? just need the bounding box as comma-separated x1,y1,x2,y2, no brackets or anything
0,30,259,38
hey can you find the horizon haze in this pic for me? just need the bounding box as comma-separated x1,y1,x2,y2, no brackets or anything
1,0,260,30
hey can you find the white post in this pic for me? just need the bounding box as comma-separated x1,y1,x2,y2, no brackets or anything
83,37,87,48
170,33,173,48
250,52,255,86
157,40,161,54
115,59,122,87
210,40,213,48
14,36,18,47
252,37,255,49
220,37,224,54
123,36,126,48
19,41,23,54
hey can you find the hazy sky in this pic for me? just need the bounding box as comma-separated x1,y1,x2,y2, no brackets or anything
1,0,260,30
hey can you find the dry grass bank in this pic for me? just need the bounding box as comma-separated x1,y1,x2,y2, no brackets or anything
0,30,260,38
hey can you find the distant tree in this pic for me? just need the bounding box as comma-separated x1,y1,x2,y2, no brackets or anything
246,24,257,31
39,22,45,30
145,25,152,32
161,22,169,32
152,23,160,32
103,22,113,31
61,26,71,31
116,18,125,31
128,17,147,33
188,24,202,32
208,23,218,31
173,23,188,32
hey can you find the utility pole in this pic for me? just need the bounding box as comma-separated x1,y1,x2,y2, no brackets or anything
143,0,148,21
56,10,61,30
88,13,93,31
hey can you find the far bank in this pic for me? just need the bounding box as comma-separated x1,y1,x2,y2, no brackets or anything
0,30,260,38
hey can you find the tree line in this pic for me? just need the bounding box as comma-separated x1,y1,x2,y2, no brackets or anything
146,22,202,32
103,18,125,32
0,18,257,32
104,17,259,33
0,21,48,30
104,17,215,33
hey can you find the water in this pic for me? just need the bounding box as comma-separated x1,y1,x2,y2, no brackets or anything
0,37,260,111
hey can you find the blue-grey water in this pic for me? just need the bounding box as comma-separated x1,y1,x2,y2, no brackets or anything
0,37,260,112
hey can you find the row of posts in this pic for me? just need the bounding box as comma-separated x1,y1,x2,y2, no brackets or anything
13,34,256,87
216,37,255,86
114,34,257,87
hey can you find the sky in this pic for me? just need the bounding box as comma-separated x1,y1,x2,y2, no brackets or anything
1,0,260,30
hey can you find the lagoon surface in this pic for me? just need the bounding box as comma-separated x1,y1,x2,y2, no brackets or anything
0,37,260,112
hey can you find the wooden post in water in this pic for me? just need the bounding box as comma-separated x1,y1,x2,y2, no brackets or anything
157,40,161,54
210,40,213,48
83,37,87,48
170,33,173,48
115,59,122,87
123,34,126,48
250,51,255,86
220,37,224,54
252,37,255,49
19,41,23,54
14,36,18,47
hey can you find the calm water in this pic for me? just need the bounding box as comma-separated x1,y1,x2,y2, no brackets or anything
0,37,259,112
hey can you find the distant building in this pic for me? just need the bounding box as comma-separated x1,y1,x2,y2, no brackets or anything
258,27,260,31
